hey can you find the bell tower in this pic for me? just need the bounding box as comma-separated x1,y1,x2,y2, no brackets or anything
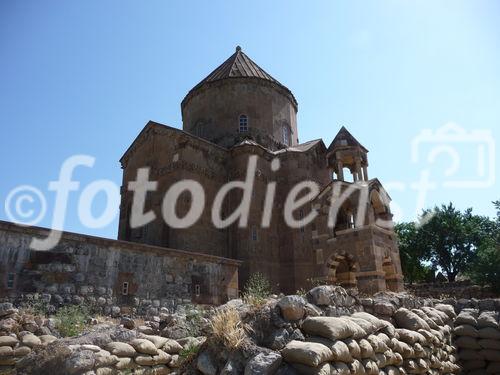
327,126,369,182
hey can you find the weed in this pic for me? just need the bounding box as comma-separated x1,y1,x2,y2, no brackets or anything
242,272,271,306
55,304,91,337
209,307,248,350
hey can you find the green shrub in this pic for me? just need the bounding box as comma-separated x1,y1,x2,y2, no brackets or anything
242,272,271,305
469,239,500,293
179,343,199,361
55,304,91,337
185,304,204,337
21,294,50,317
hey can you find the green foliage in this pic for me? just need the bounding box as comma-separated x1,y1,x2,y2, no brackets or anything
242,272,272,305
395,222,433,284
55,304,91,337
21,294,51,316
179,343,199,361
468,200,500,292
295,287,307,297
396,202,499,283
184,304,203,337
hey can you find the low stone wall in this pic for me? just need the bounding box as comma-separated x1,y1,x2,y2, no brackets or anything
0,221,240,312
407,281,498,300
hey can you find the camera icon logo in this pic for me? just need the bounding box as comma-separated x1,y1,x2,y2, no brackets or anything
411,122,495,188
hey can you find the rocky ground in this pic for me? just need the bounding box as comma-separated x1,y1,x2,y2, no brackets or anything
0,286,499,374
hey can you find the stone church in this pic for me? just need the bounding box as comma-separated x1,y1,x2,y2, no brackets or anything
118,46,404,295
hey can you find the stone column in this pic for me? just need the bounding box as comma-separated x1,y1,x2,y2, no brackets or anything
337,161,344,181
363,165,368,181
355,159,362,183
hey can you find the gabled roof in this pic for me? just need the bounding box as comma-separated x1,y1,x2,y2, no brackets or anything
275,139,326,154
231,137,326,157
328,126,368,153
313,177,392,202
182,46,297,108
119,121,227,164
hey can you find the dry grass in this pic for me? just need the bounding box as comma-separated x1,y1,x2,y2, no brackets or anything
209,307,248,350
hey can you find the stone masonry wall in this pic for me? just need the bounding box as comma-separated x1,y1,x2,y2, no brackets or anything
0,221,240,315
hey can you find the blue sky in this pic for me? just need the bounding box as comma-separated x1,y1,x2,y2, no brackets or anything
1,0,499,240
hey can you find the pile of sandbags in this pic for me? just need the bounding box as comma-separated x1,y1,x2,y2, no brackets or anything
0,331,57,371
281,306,460,375
453,309,500,374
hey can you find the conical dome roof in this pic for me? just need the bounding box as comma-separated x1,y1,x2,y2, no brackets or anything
182,46,297,108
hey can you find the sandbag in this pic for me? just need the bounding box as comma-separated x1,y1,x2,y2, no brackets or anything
458,349,480,361
105,342,136,357
434,304,456,320
332,362,350,375
421,307,446,326
349,359,366,375
367,334,389,353
344,338,361,359
393,308,431,331
374,352,388,368
454,324,478,337
461,359,486,370
282,340,333,367
140,335,169,349
477,311,499,329
361,359,379,375
440,361,460,374
412,309,439,329
413,343,425,357
162,339,183,354
383,366,401,375
347,316,378,335
376,333,392,348
478,327,500,340
455,309,478,326
302,317,366,340
478,338,500,350
455,336,481,350
307,337,352,363
395,329,426,345
130,338,159,355
429,328,444,343
384,350,401,366
380,323,397,339
358,339,375,359
391,338,413,357
416,329,435,345
480,348,500,362
351,312,388,332
292,362,333,375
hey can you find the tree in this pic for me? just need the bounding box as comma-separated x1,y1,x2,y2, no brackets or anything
416,203,494,282
394,222,433,284
468,201,500,292
396,203,497,283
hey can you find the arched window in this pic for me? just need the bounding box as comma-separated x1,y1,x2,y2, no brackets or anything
239,115,248,132
196,123,204,137
282,126,289,146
